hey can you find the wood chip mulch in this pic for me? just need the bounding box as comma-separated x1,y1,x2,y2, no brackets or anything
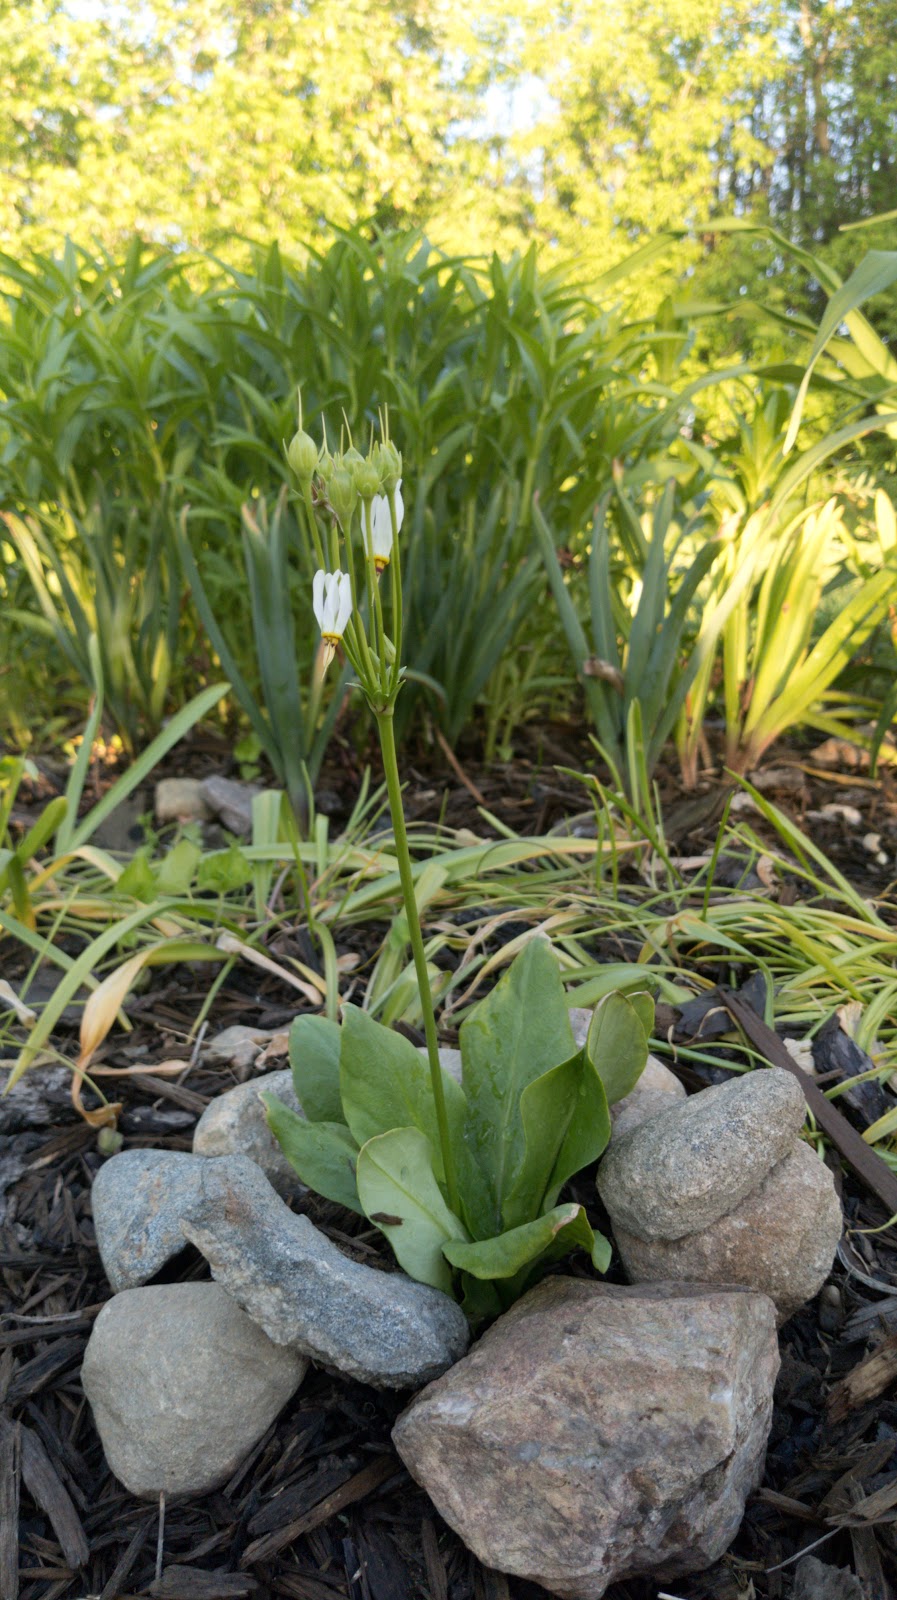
2,1039,897,1600
2,731,897,1598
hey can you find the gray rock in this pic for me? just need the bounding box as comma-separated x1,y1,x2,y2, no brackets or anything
613,1138,843,1323
92,794,144,853
179,1155,470,1389
393,1277,779,1599
193,1069,305,1196
610,1054,686,1138
91,1149,209,1290
154,777,212,824
568,1006,592,1049
597,1067,807,1241
201,1024,282,1073
199,776,261,835
81,1282,306,1497
417,1045,462,1083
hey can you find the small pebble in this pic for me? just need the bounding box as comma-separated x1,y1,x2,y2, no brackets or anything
818,1283,843,1333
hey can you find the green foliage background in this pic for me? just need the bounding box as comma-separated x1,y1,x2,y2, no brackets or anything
2,0,896,772
4,0,897,317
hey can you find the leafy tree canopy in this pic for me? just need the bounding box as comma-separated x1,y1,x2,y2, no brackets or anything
2,0,896,321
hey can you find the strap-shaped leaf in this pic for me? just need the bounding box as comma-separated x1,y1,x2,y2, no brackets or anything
356,1127,467,1295
784,251,897,454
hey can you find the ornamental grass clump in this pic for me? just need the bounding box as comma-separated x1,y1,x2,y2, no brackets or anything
266,407,652,1322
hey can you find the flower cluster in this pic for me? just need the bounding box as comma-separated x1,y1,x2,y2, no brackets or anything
286,404,405,712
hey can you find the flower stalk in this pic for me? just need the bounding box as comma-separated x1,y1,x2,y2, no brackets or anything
286,402,459,1212
377,707,460,1215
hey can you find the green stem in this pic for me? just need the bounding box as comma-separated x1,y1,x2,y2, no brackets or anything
376,707,460,1215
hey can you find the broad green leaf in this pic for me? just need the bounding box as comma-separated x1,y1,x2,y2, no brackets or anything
356,1127,467,1295
289,1014,342,1122
195,842,254,895
501,1052,583,1231
543,1052,612,1207
339,1004,467,1187
115,849,158,902
262,1096,362,1214
444,1202,599,1281
585,992,650,1106
154,838,201,896
458,939,575,1235
626,990,655,1046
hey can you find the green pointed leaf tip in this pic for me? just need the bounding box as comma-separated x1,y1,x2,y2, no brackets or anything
356,1127,467,1295
288,1013,342,1122
586,991,651,1107
262,1095,362,1215
444,1202,606,1281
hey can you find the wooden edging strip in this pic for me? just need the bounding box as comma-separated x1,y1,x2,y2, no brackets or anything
720,989,897,1220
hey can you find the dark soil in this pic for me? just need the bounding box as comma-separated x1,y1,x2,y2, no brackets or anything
2,727,897,1600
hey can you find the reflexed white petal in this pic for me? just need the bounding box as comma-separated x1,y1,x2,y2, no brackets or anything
314,569,351,638
369,496,393,562
394,480,404,532
335,572,353,633
312,569,326,630
322,571,340,633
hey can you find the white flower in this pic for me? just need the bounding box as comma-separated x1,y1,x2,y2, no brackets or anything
312,569,352,667
367,480,403,572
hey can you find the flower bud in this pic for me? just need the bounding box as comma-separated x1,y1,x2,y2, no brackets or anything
329,466,358,527
316,448,334,484
354,458,381,500
378,440,402,492
286,428,319,486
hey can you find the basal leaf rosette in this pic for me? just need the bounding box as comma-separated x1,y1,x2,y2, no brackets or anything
265,938,652,1323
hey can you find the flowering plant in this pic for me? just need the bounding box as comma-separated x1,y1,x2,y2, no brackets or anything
268,404,651,1320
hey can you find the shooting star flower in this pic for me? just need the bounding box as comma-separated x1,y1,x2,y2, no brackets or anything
313,569,352,669
367,481,404,573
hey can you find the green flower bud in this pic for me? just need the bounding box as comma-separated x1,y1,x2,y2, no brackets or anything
378,440,403,492
286,428,319,486
317,448,334,484
354,458,381,500
329,465,358,527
